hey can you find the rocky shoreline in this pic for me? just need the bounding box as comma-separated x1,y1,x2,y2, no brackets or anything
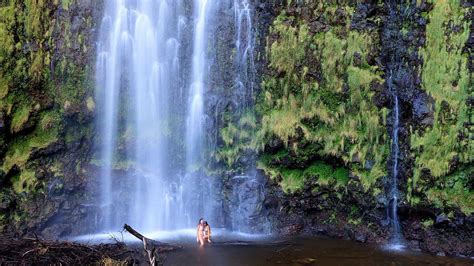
256,173,473,257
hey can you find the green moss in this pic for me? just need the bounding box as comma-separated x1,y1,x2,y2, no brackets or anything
257,6,387,192
409,0,472,214
214,110,261,168
334,167,349,185
61,0,73,10
421,219,433,229
425,168,474,214
0,75,9,100
39,110,61,130
3,122,59,173
257,159,350,193
304,162,349,188
12,169,36,194
86,96,95,112
0,4,16,65
269,13,311,75
304,162,332,184
2,139,32,173
0,0,95,226
65,123,91,145
10,104,31,133
280,168,305,193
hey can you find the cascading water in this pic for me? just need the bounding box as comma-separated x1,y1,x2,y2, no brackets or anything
96,0,185,232
181,0,218,228
387,72,404,248
227,1,270,233
95,0,252,233
381,0,413,249
186,0,209,170
234,0,255,108
95,0,126,230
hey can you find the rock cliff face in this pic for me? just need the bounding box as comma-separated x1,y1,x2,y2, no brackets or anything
0,0,472,257
0,0,102,237
232,0,472,257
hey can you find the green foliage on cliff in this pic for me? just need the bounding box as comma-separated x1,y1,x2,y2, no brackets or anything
410,0,473,213
258,156,349,193
215,111,260,168
0,1,58,193
10,103,32,133
256,8,387,192
0,0,55,85
3,110,60,174
0,0,94,232
425,167,474,214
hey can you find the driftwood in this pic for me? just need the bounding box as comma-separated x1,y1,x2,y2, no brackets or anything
0,235,140,265
123,224,157,266
123,224,182,266
123,224,182,251
123,224,154,243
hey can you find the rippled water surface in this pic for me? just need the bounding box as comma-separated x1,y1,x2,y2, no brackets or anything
71,229,473,265
167,238,473,265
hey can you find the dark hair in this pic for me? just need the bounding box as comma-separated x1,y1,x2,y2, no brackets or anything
198,218,204,224
204,221,208,226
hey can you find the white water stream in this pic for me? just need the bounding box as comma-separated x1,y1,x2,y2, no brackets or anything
95,0,258,235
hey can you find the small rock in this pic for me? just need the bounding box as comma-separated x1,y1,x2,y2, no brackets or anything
380,218,390,227
355,233,367,243
293,258,317,264
454,217,464,226
435,214,450,227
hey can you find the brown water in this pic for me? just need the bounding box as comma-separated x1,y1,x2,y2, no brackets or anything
164,236,473,266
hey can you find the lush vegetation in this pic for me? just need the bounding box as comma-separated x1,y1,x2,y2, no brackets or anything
217,3,388,194
410,0,472,214
216,0,472,216
0,0,94,229
0,0,57,195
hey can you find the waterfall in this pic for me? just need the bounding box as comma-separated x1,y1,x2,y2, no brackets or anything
185,0,209,170
95,0,236,232
391,94,402,241
95,0,128,230
96,0,186,232
388,72,404,248
181,0,219,228
227,1,270,233
95,0,261,233
234,0,255,109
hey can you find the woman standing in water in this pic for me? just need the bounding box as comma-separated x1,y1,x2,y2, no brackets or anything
196,218,205,246
203,221,212,243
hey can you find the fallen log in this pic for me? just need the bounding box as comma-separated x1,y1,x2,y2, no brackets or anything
123,224,182,265
123,224,158,266
123,224,182,251
123,224,155,244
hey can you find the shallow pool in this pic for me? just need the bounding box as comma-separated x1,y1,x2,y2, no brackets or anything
70,229,473,265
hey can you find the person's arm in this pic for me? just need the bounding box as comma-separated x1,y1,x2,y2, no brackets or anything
207,226,212,242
